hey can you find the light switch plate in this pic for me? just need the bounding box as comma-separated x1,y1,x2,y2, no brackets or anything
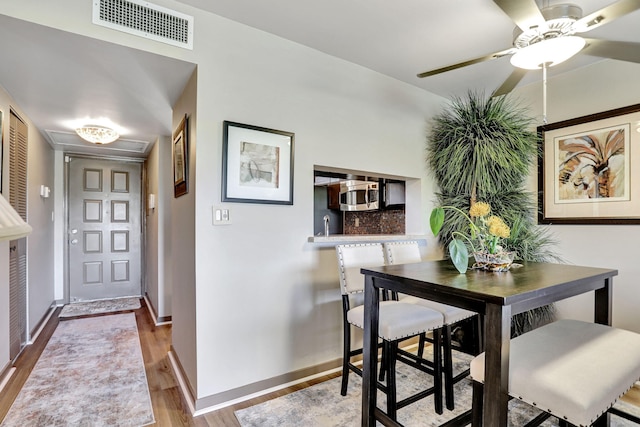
213,206,232,225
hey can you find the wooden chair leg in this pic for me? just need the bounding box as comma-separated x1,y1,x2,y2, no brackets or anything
433,328,444,415
340,318,351,396
386,341,398,420
417,332,426,360
442,324,455,410
591,413,609,427
475,314,484,355
379,344,387,381
471,380,483,427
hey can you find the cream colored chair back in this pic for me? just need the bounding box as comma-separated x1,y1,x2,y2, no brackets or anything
384,241,422,265
336,243,386,295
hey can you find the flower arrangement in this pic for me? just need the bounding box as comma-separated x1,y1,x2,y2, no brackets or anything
430,201,513,273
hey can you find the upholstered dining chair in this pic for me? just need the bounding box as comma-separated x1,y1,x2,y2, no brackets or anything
336,243,447,419
384,240,482,410
470,319,640,427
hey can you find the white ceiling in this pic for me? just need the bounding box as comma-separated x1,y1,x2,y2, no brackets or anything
0,0,638,158
179,0,640,98
0,14,196,157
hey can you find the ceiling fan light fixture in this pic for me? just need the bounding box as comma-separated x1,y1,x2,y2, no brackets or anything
510,36,586,70
75,125,120,144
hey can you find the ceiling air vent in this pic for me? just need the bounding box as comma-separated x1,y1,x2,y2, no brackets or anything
93,0,193,50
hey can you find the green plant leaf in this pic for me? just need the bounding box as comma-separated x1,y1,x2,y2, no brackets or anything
448,238,469,274
430,207,444,236
426,92,561,335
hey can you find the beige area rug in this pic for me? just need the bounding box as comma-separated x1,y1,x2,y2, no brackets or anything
59,296,141,319
0,313,154,427
235,348,640,426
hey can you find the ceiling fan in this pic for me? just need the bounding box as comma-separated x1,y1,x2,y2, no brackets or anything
417,0,640,97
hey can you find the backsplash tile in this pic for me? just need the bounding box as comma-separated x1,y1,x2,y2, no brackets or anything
344,210,405,235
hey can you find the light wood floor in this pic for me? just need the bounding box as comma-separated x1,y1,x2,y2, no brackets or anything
0,300,340,427
1,301,638,426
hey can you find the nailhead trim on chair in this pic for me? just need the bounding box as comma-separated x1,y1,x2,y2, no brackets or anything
335,243,448,418
383,240,482,411
470,319,640,427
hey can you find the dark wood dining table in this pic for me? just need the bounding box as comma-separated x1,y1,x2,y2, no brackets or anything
360,260,618,427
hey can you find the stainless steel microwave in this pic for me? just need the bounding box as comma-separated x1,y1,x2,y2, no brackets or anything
339,180,379,211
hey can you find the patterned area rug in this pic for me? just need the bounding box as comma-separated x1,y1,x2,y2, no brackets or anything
59,297,141,319
0,313,154,427
235,348,640,426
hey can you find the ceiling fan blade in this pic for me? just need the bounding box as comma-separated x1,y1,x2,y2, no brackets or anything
574,0,640,33
493,0,546,32
582,38,640,63
492,69,528,97
417,47,516,78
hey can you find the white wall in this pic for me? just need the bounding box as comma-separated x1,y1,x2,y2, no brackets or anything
172,69,198,393
145,144,159,310
190,13,445,405
145,135,173,321
53,151,64,301
513,60,640,333
159,136,173,319
24,118,55,331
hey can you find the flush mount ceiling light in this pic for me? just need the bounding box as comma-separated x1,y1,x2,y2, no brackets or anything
75,125,120,144
510,35,586,69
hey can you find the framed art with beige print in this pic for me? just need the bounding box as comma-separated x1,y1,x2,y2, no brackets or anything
222,121,294,205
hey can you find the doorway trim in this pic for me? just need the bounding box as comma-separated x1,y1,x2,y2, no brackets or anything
63,153,147,304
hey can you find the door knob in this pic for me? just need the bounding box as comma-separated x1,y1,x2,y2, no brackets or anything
69,228,78,234
70,239,78,245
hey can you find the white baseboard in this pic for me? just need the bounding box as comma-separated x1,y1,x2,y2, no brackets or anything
167,350,196,415
0,367,16,394
143,295,171,326
28,304,57,344
191,366,343,417
167,348,343,418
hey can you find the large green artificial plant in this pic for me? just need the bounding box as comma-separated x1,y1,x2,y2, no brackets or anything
427,92,560,336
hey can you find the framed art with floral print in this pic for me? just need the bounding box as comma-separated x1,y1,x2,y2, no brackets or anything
222,121,294,205
538,103,640,224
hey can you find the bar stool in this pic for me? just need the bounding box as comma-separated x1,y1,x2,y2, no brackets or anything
384,240,482,410
336,243,447,419
470,319,640,426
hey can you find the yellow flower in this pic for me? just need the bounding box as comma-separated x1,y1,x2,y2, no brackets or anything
487,215,510,239
469,202,490,218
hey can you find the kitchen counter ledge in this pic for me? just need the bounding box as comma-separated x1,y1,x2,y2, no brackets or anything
308,234,427,244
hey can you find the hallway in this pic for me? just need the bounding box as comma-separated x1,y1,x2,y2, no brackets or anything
0,300,340,426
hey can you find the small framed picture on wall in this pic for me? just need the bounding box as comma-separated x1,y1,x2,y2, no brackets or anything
173,114,188,198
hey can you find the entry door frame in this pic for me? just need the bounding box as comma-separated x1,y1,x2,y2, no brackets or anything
63,153,147,304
